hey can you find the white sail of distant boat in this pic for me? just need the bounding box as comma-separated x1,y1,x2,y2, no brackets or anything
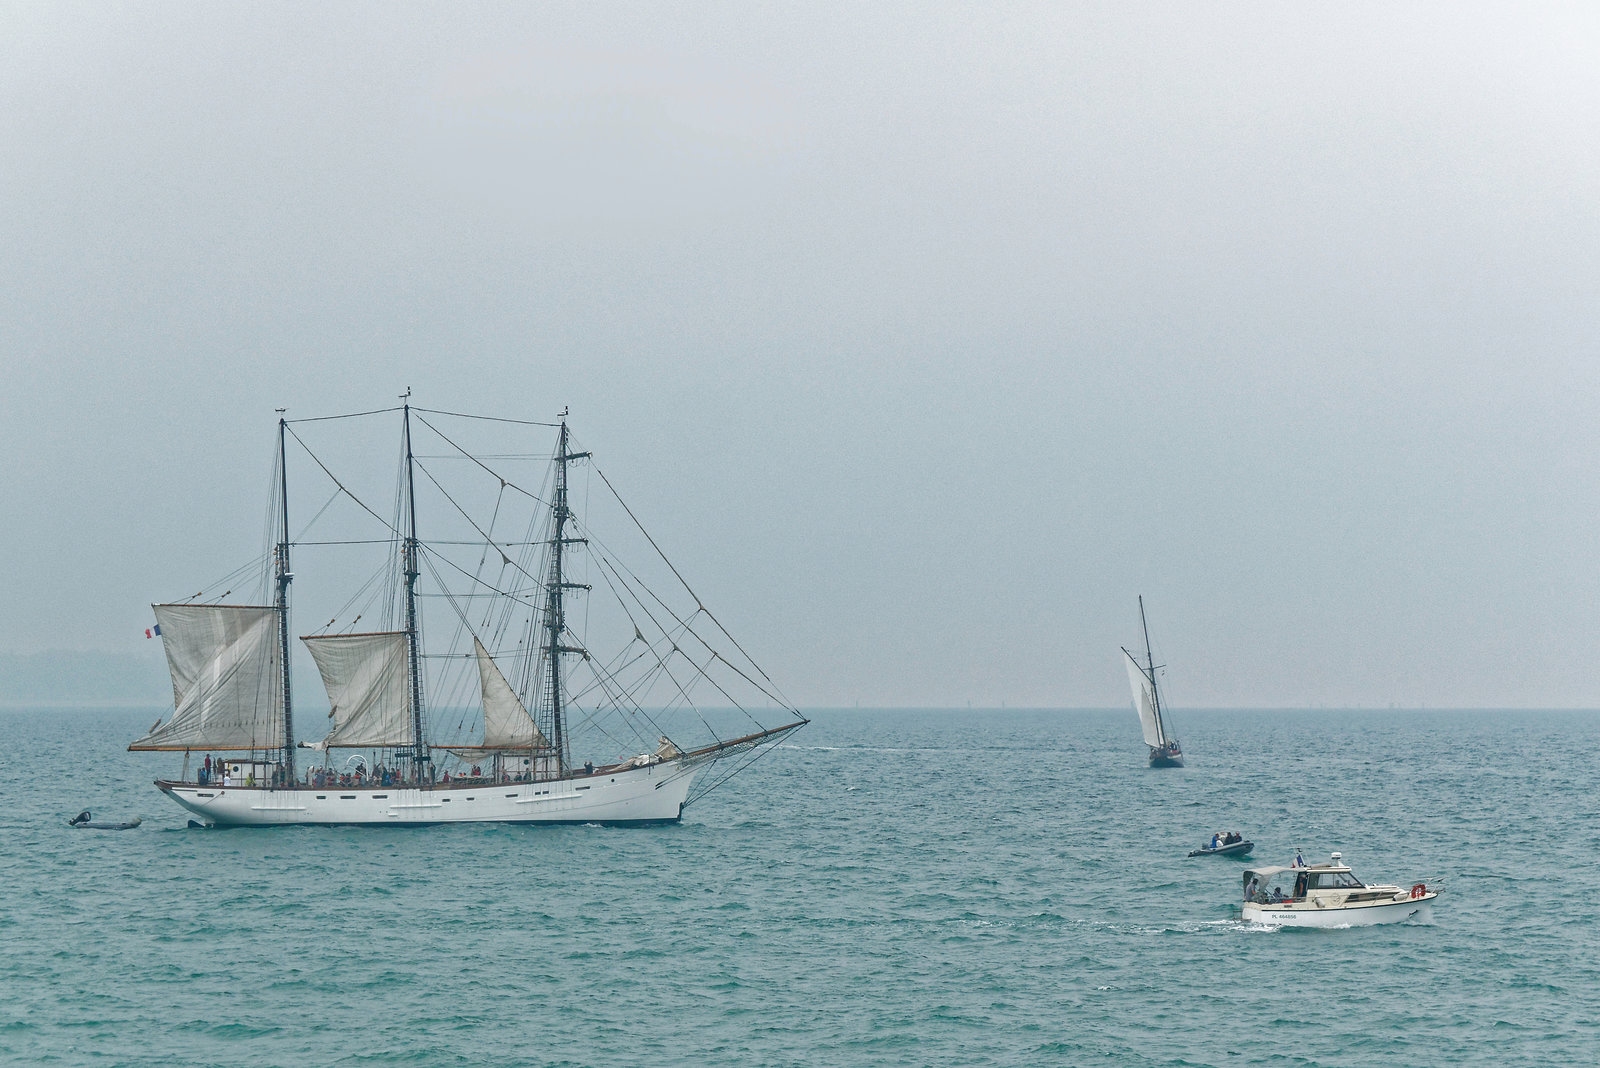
1123,650,1164,748
1120,595,1183,767
130,400,807,826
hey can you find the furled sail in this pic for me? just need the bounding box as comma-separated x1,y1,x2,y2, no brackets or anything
1123,650,1165,747
303,632,413,748
474,637,548,750
130,604,284,751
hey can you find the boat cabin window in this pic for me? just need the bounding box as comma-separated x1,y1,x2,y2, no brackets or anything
1307,871,1363,890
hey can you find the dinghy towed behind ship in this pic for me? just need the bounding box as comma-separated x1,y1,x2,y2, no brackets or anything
130,399,806,826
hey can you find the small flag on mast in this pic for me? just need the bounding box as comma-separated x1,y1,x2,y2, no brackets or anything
145,624,162,639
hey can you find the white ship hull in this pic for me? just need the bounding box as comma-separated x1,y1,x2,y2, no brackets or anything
159,760,696,827
1243,892,1438,928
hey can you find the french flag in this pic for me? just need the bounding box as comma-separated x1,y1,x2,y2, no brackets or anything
145,624,162,639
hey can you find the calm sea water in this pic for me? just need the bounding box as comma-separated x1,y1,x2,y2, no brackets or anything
2,706,1596,1066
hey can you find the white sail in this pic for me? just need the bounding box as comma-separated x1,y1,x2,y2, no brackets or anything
131,604,284,751
1123,649,1165,748
473,638,548,750
303,632,413,748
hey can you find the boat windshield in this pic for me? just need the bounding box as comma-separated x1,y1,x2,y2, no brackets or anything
1306,871,1364,890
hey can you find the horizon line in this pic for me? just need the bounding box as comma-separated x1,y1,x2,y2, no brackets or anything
7,701,1600,714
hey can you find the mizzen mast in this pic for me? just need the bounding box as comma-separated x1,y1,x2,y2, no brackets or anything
401,392,429,775
544,411,590,773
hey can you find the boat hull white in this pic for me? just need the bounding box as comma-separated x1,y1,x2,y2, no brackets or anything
1243,892,1438,928
158,760,696,827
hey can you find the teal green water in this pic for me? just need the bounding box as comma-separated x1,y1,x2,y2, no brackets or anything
2,707,1596,1066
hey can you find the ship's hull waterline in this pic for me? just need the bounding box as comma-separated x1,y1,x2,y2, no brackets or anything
1242,893,1438,928
159,760,697,827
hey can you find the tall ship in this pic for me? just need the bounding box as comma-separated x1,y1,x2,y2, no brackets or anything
1121,595,1183,767
130,398,806,826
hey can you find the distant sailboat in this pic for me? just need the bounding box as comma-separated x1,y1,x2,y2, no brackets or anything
1121,596,1182,767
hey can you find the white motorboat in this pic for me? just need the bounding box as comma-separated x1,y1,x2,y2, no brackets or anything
1240,853,1441,927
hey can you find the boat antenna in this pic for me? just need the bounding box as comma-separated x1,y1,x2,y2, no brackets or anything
1138,594,1165,746
401,393,429,774
276,411,296,782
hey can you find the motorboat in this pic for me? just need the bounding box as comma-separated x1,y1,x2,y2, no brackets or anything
1189,835,1253,858
1240,852,1440,927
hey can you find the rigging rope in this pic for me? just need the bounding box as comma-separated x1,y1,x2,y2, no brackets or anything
284,406,404,424
285,426,399,537
591,463,788,697
413,407,562,428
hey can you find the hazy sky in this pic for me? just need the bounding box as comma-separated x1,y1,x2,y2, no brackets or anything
4,3,1599,709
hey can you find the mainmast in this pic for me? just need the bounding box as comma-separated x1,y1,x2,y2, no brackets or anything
544,411,589,773
401,394,429,773
1138,594,1165,746
276,413,296,782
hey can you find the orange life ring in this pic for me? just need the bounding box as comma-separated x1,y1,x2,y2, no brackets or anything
1410,883,1426,899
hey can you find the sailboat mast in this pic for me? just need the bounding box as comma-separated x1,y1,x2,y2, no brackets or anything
1138,594,1165,746
401,396,429,772
276,414,296,782
545,413,589,773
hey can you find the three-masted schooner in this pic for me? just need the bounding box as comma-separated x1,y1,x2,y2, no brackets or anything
1121,595,1183,768
130,400,806,826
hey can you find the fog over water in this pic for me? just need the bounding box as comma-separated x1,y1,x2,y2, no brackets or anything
4,4,1599,709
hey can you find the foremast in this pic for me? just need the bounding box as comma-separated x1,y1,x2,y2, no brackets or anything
275,413,296,781
544,412,590,774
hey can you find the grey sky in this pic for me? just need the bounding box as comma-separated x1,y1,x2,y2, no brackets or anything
4,4,1598,709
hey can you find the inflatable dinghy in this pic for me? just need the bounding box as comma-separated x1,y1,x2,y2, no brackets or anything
67,810,142,830
1188,839,1253,857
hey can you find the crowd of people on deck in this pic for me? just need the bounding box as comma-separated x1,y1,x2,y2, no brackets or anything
305,764,410,788
194,754,554,789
